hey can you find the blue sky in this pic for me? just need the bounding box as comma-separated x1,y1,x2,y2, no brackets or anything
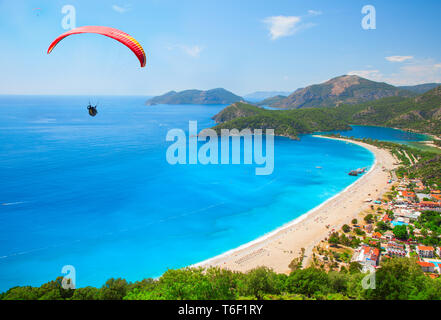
1,0,441,95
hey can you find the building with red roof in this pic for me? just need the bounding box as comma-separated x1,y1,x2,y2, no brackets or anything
419,201,441,209
416,261,435,273
352,246,380,270
401,190,416,200
372,232,382,239
417,246,435,258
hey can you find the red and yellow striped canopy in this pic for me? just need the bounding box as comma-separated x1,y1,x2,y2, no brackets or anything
47,26,146,68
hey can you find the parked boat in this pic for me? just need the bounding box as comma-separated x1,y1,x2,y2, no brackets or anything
349,167,367,176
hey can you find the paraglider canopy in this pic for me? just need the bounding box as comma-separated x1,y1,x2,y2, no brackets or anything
47,26,147,68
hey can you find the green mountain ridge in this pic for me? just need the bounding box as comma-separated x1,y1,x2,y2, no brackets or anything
212,102,351,139
348,85,441,135
262,75,415,109
145,88,244,106
212,85,441,139
398,83,441,94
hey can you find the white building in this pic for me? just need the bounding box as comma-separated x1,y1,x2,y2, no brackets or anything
418,246,435,258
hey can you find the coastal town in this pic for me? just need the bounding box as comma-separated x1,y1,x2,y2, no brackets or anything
314,176,441,277
198,134,441,278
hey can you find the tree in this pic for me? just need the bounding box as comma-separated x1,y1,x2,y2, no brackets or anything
38,277,74,300
349,262,362,274
364,214,374,224
100,278,130,300
328,233,340,246
239,267,284,299
286,268,330,297
204,268,240,300
71,286,100,300
351,219,358,225
129,278,157,292
393,225,409,240
328,271,349,293
350,237,362,248
1,286,40,300
124,267,240,300
363,258,440,300
376,221,390,232
342,224,351,233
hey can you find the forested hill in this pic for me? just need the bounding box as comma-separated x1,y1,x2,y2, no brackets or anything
349,85,441,135
145,88,243,106
399,83,441,94
211,102,351,139
212,85,441,139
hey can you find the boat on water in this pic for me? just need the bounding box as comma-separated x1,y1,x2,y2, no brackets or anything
356,167,367,174
349,167,367,176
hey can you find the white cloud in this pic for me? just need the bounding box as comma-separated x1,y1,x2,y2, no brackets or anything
112,4,131,13
263,10,321,40
167,44,203,58
348,70,382,80
181,45,203,58
308,10,323,16
348,59,441,85
263,16,302,40
385,56,414,63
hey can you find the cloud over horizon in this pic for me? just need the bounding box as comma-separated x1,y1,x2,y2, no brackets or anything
385,56,414,63
112,4,131,13
167,44,203,58
347,70,381,79
263,16,301,40
348,58,441,86
307,10,323,16
263,11,319,40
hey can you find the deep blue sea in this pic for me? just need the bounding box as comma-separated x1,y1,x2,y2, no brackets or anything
0,96,388,291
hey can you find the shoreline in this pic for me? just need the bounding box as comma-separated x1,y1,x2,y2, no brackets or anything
194,135,396,273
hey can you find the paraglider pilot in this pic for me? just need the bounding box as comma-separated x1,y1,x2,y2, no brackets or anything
87,104,98,117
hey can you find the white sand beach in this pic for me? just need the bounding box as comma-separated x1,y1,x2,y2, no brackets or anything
197,136,397,274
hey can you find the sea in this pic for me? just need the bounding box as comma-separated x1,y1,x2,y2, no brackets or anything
0,95,427,291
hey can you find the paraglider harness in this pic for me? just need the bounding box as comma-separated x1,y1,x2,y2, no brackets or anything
87,104,98,117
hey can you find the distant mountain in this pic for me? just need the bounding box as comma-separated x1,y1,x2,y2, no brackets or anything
256,95,288,107
145,88,243,106
262,75,414,109
243,91,292,102
398,83,441,94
